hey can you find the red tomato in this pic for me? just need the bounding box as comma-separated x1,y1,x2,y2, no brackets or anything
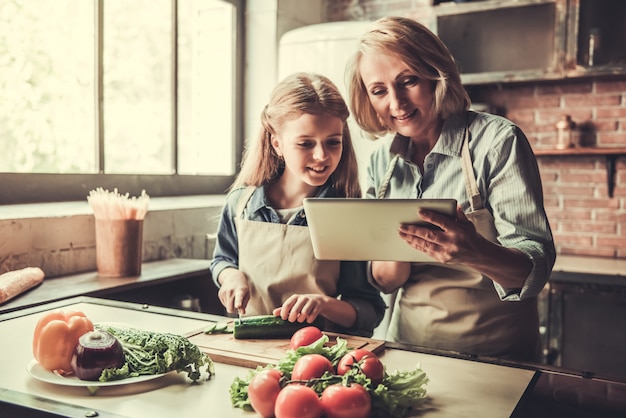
274,384,322,418
320,383,371,418
337,349,385,386
248,369,283,417
291,354,334,381
290,326,323,350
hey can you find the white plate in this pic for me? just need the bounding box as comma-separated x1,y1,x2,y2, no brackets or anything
27,359,166,387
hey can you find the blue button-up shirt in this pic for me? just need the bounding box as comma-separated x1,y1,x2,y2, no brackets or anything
210,184,386,336
365,111,556,300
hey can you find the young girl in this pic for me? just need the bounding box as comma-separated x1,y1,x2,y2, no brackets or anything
209,72,385,337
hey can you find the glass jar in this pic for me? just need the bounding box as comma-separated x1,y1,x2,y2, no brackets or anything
556,115,576,149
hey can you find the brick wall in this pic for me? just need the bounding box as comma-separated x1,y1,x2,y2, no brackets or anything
468,79,626,258
328,1,626,259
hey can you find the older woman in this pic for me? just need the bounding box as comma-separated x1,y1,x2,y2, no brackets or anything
346,16,555,361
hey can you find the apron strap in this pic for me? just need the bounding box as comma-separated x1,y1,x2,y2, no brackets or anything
235,186,257,219
378,155,399,199
460,120,484,212
380,119,482,211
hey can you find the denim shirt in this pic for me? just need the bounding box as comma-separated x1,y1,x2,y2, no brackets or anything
210,184,386,336
366,111,556,301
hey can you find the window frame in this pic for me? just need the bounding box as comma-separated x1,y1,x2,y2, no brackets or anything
0,0,244,205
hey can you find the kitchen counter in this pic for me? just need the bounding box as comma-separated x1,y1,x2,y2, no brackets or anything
0,258,218,315
1,297,625,418
550,255,626,286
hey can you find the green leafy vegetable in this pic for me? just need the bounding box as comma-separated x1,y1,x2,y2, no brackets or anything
371,367,429,417
229,335,428,418
95,323,215,382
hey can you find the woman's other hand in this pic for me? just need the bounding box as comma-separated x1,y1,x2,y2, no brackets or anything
400,205,532,289
217,268,250,315
399,206,485,264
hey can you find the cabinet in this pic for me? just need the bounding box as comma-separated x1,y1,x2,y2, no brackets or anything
544,256,626,382
566,0,626,77
432,0,626,84
546,276,626,381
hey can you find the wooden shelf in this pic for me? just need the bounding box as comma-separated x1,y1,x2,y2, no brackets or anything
533,147,626,156
533,147,626,198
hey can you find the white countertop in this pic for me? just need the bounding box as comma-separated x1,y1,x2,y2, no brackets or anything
552,255,626,277
0,298,535,418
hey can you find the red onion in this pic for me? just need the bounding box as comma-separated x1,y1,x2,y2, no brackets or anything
71,330,125,381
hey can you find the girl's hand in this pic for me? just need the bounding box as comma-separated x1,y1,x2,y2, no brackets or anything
272,294,329,324
217,269,250,315
399,205,485,264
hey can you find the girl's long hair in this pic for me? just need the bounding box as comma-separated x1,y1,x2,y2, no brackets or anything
346,16,471,137
232,72,361,198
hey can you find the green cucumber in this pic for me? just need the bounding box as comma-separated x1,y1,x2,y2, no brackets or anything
204,321,232,334
233,315,307,340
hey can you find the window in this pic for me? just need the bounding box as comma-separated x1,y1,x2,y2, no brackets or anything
0,0,243,204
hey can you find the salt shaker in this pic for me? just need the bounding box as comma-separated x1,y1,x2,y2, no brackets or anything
556,115,576,149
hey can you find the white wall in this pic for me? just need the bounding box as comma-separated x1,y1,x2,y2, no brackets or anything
243,0,326,146
0,196,225,277
0,1,328,278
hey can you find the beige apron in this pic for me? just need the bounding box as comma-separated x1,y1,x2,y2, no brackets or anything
382,123,540,361
235,187,341,317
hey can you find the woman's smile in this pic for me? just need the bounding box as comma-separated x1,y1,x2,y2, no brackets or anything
392,108,417,122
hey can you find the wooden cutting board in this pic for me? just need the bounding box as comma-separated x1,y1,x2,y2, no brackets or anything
185,326,385,369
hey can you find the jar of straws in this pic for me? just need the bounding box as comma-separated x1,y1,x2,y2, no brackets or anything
88,188,150,277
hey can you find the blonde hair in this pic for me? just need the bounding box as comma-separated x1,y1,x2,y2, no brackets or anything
232,72,361,198
346,16,471,137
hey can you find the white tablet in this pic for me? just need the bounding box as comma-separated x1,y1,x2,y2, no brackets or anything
303,198,457,262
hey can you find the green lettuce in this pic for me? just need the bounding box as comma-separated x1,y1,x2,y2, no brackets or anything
95,323,215,382
229,335,429,417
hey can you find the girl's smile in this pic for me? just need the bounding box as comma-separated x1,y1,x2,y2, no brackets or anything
272,112,344,191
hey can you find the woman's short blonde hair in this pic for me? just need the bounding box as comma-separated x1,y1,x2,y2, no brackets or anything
346,16,470,137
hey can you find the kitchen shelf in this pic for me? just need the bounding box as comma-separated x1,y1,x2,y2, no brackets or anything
533,147,626,198
434,0,564,85
432,0,626,85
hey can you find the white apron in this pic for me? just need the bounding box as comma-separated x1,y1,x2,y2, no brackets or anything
382,122,540,361
235,187,341,318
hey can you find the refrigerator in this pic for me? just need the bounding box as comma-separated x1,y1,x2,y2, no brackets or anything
278,21,377,189
278,21,393,340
